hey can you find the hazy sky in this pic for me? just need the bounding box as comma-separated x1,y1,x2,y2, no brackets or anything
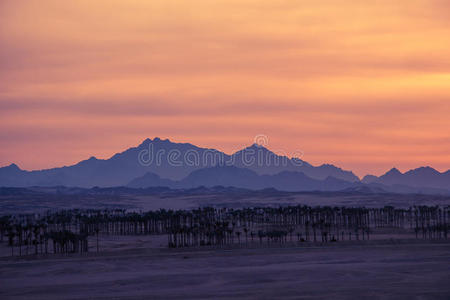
1,0,449,177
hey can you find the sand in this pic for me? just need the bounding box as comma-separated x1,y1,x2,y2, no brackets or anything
1,241,449,299
3,188,450,215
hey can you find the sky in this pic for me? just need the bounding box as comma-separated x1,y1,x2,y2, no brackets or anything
0,0,449,177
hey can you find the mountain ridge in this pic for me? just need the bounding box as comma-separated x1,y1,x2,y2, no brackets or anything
0,137,359,187
127,165,450,195
362,166,450,190
127,165,356,192
1,137,449,192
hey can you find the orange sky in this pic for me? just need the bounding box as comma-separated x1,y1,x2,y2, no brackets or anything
0,0,449,177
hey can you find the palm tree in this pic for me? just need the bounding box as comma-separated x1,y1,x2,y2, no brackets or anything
235,231,241,245
94,225,100,252
7,230,15,256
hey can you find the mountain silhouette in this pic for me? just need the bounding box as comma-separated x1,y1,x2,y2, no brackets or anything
0,137,359,188
127,166,355,192
362,166,450,190
231,144,359,182
126,172,175,189
1,138,449,192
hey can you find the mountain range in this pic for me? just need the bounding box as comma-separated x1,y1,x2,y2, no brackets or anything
127,166,355,192
0,137,449,194
362,167,450,190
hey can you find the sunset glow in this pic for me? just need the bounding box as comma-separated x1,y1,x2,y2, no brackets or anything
1,0,449,177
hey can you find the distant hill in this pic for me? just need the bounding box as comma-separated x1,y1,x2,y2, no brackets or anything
362,167,450,190
0,137,359,188
127,166,355,192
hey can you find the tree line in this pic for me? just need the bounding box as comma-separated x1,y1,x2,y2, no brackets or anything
0,205,448,255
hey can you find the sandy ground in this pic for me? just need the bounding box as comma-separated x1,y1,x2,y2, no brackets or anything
0,227,421,258
1,190,449,299
2,189,450,215
0,241,449,299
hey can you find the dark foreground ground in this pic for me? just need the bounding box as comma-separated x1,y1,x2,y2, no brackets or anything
0,241,449,299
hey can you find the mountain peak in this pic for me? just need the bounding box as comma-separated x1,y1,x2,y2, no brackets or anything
235,143,272,154
250,143,269,150
152,137,171,142
152,137,172,143
7,163,20,170
414,166,438,172
138,137,173,147
386,167,402,175
361,174,378,183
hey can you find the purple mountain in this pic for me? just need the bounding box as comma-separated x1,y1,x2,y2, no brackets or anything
127,166,355,192
362,167,450,190
231,144,359,182
0,138,359,188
